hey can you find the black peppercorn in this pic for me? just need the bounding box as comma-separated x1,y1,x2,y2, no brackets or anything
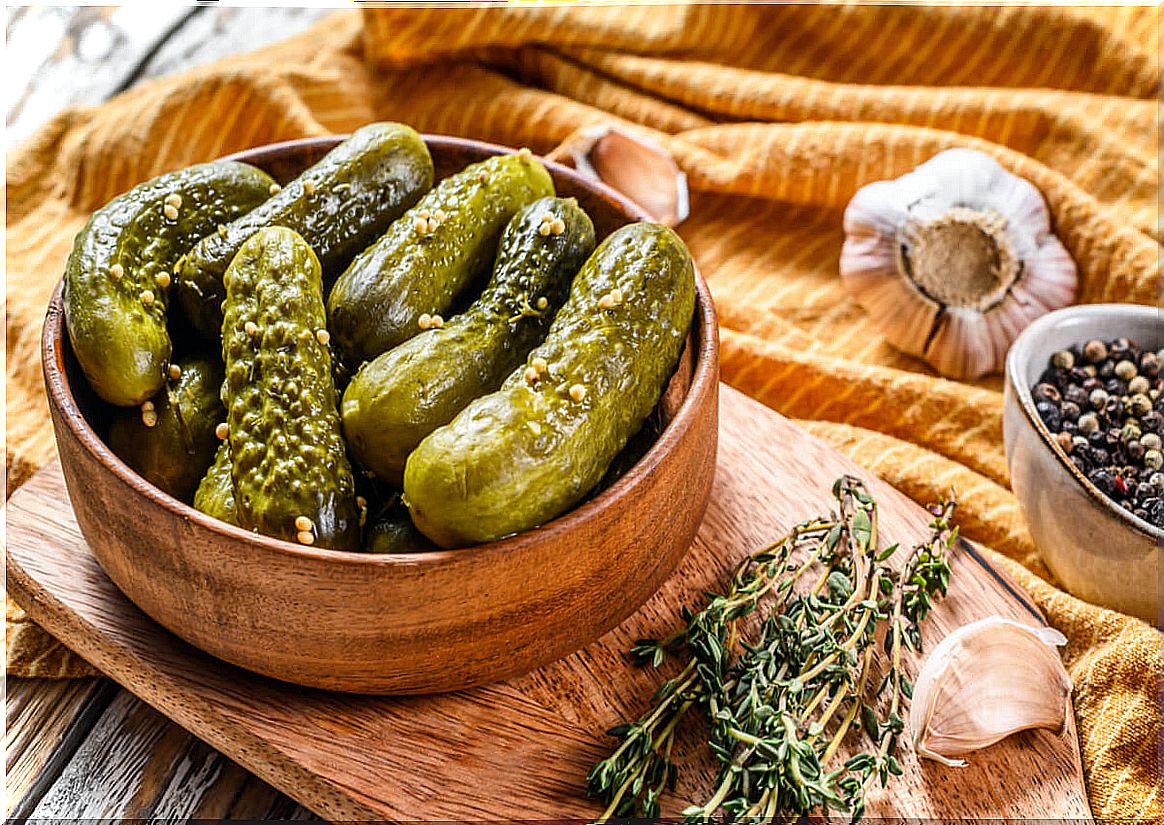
1065,385,1089,407
1090,469,1115,495
1034,383,1061,404
1035,401,1061,431
1032,336,1164,522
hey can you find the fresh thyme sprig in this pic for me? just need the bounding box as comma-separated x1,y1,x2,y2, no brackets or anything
587,476,957,824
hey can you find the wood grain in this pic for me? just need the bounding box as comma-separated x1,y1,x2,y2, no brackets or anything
5,678,116,816
5,385,1092,821
7,684,313,822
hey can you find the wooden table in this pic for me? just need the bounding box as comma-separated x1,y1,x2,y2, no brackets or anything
5,7,327,819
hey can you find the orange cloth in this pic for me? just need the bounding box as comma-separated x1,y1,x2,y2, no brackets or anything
5,6,1159,818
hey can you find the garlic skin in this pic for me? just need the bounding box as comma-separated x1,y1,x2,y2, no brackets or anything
910,616,1072,768
840,149,1077,380
567,125,690,227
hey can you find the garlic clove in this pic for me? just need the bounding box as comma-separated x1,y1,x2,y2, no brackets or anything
839,149,1078,380
567,125,689,226
910,616,1072,768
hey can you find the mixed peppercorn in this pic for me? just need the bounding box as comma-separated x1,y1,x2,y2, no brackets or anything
1032,337,1164,529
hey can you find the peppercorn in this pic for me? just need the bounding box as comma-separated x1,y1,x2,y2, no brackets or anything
1128,375,1151,396
1128,394,1152,417
1090,469,1115,496
1083,339,1108,363
1032,336,1164,523
1033,383,1061,404
1114,360,1137,380
1064,385,1089,407
1121,423,1142,443
1077,412,1100,435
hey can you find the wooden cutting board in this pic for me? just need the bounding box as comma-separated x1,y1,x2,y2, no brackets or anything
6,385,1091,821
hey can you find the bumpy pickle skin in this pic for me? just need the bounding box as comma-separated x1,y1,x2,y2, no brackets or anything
64,162,275,406
328,150,555,366
342,197,595,485
178,123,434,340
221,227,359,550
107,356,226,502
404,222,696,548
194,441,238,524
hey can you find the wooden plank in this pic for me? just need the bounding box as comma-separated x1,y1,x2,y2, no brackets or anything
4,678,117,817
4,386,1092,821
18,689,312,822
5,6,332,151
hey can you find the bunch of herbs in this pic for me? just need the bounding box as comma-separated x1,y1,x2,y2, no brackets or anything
587,475,956,823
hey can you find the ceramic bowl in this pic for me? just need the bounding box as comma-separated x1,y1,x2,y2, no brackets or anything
42,134,721,693
1003,303,1160,623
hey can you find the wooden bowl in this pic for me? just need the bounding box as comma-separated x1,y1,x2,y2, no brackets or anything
41,135,720,694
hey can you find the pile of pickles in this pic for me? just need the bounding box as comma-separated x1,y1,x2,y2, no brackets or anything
64,122,695,551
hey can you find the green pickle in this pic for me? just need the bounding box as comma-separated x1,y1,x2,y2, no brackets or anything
328,150,555,365
64,162,274,406
221,227,358,550
194,442,237,525
107,356,226,502
342,197,595,485
178,123,433,340
404,222,696,548
364,496,436,553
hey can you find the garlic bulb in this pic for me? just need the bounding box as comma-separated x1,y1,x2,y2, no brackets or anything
840,149,1077,380
567,125,689,226
910,616,1072,767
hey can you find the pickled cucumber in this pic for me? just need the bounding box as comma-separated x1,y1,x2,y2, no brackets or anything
178,123,433,340
328,150,555,365
106,356,225,501
404,222,695,547
194,442,237,524
64,162,274,406
364,496,435,553
221,227,358,550
342,197,595,484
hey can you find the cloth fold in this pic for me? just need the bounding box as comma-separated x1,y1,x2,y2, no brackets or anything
5,6,1159,818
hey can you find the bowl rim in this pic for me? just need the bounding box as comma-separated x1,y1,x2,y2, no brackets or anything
1005,302,1164,542
42,133,720,567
